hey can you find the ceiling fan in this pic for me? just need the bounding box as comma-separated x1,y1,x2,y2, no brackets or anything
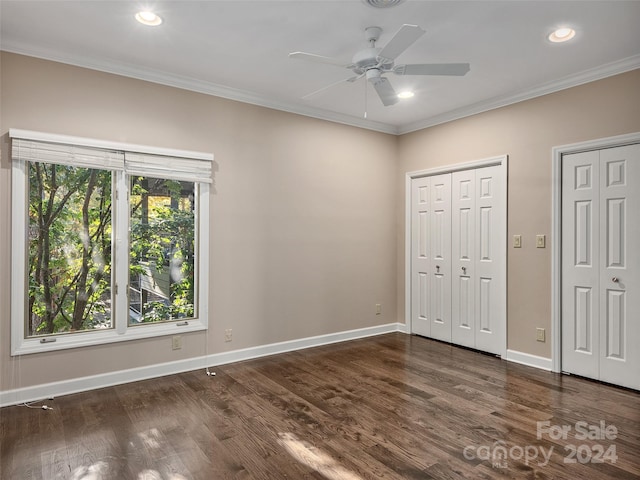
289,24,470,106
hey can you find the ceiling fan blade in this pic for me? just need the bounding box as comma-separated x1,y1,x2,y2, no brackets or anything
394,63,470,76
289,52,349,68
372,77,399,106
377,24,425,62
302,76,358,100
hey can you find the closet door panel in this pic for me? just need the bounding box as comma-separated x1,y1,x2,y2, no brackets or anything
562,150,601,379
429,174,452,342
411,177,431,337
452,170,475,348
474,165,504,355
598,144,640,390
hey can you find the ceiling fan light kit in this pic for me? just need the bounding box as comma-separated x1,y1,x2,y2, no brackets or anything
289,24,470,107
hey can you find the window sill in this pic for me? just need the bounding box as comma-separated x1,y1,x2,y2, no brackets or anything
11,319,207,356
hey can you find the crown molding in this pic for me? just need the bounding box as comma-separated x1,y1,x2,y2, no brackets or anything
397,54,640,135
2,42,638,137
1,42,398,135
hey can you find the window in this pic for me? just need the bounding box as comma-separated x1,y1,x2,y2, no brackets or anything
27,162,114,336
10,130,212,355
128,176,197,326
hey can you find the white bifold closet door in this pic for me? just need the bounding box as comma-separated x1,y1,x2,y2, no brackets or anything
410,174,452,341
562,144,640,390
451,166,503,355
411,165,504,355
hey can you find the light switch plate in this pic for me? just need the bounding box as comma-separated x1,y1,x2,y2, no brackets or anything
513,235,522,248
536,234,546,248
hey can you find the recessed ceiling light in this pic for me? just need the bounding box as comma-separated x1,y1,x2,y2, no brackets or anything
135,10,162,26
398,91,415,99
548,27,575,43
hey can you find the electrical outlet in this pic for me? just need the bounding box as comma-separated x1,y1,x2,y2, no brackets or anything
224,328,233,342
513,235,522,248
375,304,382,315
172,335,182,350
536,234,546,248
536,328,546,342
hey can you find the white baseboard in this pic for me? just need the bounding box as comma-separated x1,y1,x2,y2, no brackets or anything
506,349,553,371
395,322,409,334
0,322,405,407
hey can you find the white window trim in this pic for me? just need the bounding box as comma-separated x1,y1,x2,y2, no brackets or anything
10,129,212,356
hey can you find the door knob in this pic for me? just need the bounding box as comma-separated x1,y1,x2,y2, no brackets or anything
612,277,619,283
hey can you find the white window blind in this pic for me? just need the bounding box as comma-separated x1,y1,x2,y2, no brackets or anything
11,138,124,171
10,129,213,183
124,152,212,183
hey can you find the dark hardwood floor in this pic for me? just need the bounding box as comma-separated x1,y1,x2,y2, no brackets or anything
1,333,639,479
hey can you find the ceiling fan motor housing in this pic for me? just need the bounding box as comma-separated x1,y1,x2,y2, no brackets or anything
352,47,381,71
352,51,394,76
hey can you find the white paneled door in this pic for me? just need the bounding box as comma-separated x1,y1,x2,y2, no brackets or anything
562,144,640,390
451,169,475,348
429,174,452,342
411,163,505,356
451,166,504,355
411,174,451,340
411,175,431,337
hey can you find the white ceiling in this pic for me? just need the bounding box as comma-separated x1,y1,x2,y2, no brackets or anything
1,0,639,134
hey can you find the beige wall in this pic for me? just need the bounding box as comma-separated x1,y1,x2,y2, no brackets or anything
397,69,640,357
1,52,639,394
0,52,398,390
